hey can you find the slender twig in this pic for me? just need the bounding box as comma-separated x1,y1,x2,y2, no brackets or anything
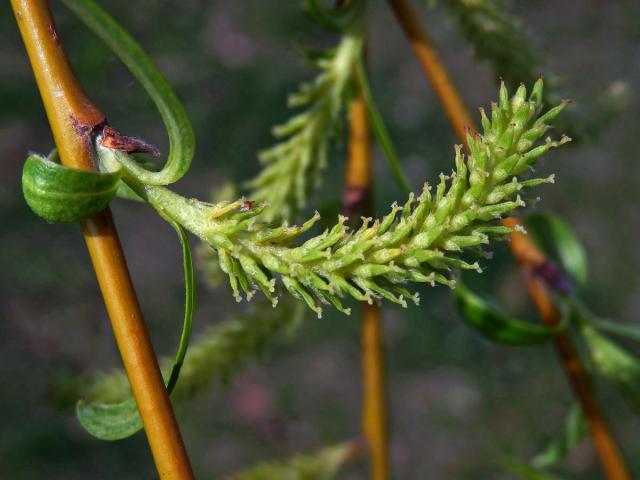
10,1,194,478
387,0,476,144
387,0,630,478
503,218,630,480
342,60,390,480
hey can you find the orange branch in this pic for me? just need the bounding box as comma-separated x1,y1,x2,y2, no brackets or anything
11,1,194,478
388,0,475,145
342,68,390,480
504,219,630,480
388,1,629,477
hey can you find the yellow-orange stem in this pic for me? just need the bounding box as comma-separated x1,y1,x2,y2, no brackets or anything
388,0,475,145
360,303,389,480
11,1,194,478
343,70,390,480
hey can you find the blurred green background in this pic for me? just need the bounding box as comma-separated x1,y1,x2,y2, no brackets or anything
1,1,639,478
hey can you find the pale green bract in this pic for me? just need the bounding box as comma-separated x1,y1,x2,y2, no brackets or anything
243,24,364,221
99,80,570,319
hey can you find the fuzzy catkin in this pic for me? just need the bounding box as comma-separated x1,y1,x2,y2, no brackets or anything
101,80,569,318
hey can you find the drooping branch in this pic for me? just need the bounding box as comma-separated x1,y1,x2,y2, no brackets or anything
386,1,630,476
504,218,631,480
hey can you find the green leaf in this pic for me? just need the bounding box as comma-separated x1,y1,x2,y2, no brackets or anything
454,282,564,346
525,212,588,287
61,0,195,186
225,441,356,480
76,222,194,440
532,403,587,469
115,181,145,202
76,398,142,441
165,220,195,393
22,154,121,223
581,324,640,412
355,55,412,195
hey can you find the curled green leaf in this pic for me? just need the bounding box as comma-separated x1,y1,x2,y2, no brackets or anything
525,212,588,288
454,282,565,346
76,221,194,440
61,0,195,186
76,398,142,441
22,154,120,223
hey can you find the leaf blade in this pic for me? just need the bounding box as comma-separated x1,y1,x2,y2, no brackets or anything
454,282,564,346
22,154,120,223
525,212,588,288
581,324,640,412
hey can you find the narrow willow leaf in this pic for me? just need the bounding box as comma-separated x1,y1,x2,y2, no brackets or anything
165,220,195,392
355,55,412,194
22,154,120,223
454,282,564,346
225,441,356,480
581,324,640,412
76,222,194,440
592,318,640,344
525,212,588,287
61,0,195,186
532,403,587,469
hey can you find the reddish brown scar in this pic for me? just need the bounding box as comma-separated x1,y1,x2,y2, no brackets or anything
99,126,161,157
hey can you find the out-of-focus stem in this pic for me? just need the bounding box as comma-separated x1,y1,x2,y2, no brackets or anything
10,1,194,478
387,1,629,477
503,218,630,480
387,0,475,144
342,64,390,480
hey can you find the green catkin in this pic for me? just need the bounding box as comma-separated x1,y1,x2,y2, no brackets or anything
99,80,569,318
243,27,364,221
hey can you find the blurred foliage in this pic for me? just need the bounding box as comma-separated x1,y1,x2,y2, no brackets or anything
224,440,356,480
2,1,640,479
